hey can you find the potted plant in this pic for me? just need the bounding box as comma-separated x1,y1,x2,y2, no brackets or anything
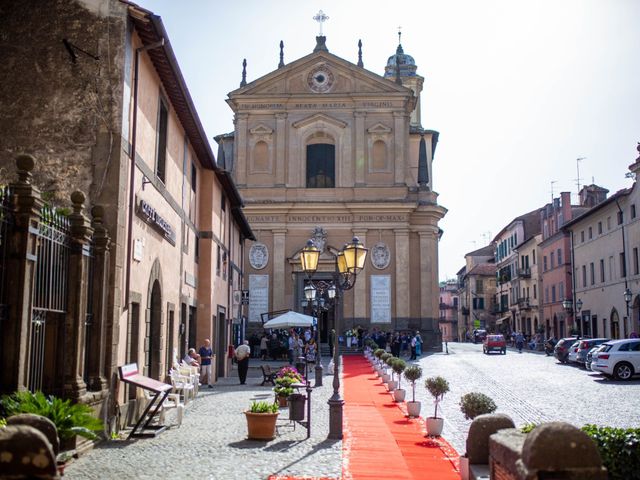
404,365,423,417
274,376,295,407
1,390,103,450
385,356,397,391
244,400,279,440
380,353,392,383
424,376,449,436
373,349,385,372
392,359,406,402
459,392,497,420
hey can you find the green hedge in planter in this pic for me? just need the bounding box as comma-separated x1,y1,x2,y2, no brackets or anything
581,425,640,480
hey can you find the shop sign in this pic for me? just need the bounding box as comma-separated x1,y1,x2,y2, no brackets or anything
138,198,176,245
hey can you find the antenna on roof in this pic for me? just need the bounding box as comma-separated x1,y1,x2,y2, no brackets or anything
550,180,557,202
576,157,585,193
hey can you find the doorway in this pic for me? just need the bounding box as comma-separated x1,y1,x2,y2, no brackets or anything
147,280,162,380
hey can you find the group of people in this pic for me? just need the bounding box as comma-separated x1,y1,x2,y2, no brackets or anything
184,338,252,385
254,329,318,365
365,329,424,360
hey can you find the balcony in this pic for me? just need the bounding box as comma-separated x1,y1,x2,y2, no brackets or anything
518,267,531,278
461,306,470,315
490,304,505,315
518,297,531,310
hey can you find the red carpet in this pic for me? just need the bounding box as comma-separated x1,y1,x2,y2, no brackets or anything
342,356,460,480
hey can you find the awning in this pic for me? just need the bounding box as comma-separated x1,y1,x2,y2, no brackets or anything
496,316,511,325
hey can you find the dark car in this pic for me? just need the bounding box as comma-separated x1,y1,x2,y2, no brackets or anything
575,338,609,367
554,337,581,363
473,329,487,344
483,334,506,355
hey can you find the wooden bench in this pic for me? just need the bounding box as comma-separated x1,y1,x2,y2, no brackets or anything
260,365,277,386
118,363,173,439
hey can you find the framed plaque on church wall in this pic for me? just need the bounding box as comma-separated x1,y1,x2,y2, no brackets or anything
370,275,391,323
248,274,269,323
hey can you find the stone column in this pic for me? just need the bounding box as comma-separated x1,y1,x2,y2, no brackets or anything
354,112,366,186
0,155,43,393
394,229,410,319
418,230,438,319
235,114,248,186
86,205,111,393
275,113,287,186
352,229,368,321
272,229,287,310
393,112,406,185
64,191,93,400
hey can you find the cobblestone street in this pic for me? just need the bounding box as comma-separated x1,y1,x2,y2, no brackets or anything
413,342,640,455
65,361,341,480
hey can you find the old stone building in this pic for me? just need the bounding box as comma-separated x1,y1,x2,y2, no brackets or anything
0,0,253,429
218,34,447,347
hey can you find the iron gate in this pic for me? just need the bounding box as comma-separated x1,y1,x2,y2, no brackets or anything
0,186,13,358
28,205,71,392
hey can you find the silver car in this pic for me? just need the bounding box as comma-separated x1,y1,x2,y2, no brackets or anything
591,339,640,380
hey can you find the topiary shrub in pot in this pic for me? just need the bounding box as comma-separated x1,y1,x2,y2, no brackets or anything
380,353,392,381
392,359,407,402
424,376,449,436
373,349,385,372
404,365,423,417
385,356,397,391
459,392,497,420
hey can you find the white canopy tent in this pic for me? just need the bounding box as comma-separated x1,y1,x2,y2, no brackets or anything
263,311,315,329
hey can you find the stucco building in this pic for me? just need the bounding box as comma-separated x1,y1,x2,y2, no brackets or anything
513,233,542,335
563,150,639,339
0,0,253,430
219,34,447,346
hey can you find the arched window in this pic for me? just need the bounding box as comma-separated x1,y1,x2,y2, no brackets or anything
306,143,335,188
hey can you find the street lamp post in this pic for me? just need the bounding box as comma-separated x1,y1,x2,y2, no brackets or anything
300,235,368,440
624,288,632,334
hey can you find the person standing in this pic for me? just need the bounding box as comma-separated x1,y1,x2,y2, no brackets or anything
198,339,214,387
235,340,251,385
415,331,423,357
259,334,268,361
410,334,417,360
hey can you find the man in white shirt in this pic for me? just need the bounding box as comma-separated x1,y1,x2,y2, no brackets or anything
235,340,251,385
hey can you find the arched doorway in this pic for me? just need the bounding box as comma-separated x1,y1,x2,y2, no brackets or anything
611,308,620,339
147,280,162,379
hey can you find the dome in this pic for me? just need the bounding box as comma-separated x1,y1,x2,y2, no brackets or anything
384,44,418,78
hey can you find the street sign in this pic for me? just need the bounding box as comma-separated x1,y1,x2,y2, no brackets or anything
241,289,250,305
474,319,481,328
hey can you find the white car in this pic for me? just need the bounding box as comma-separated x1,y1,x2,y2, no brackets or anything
591,339,640,380
567,341,581,364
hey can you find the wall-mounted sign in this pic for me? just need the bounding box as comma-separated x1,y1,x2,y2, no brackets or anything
137,198,176,245
133,238,144,262
371,275,391,323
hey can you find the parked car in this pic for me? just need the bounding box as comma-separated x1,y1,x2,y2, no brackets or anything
473,329,487,344
567,341,581,364
483,334,506,355
554,337,581,363
586,344,607,371
575,338,610,367
591,339,640,380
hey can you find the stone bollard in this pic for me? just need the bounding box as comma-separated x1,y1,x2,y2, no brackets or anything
6,414,60,457
514,422,607,479
0,425,59,479
464,413,515,480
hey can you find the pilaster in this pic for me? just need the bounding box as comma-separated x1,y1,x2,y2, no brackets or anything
418,230,438,319
352,229,368,320
272,229,287,310
354,112,366,186
275,113,287,186
393,112,406,185
235,114,248,186
394,229,410,318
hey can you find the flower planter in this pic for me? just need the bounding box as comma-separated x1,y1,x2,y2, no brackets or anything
425,417,444,436
277,395,289,408
245,411,279,440
393,388,406,402
406,401,421,417
387,380,397,391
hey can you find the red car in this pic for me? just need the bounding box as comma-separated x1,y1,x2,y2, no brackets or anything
483,334,507,355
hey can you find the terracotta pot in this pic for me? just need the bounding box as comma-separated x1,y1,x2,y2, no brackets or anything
387,380,397,391
406,401,421,417
426,416,444,436
277,395,289,408
245,411,279,440
393,388,406,402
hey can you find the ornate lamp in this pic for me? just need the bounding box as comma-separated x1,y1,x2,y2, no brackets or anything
342,236,368,274
301,239,320,276
624,288,632,304
576,299,583,313
561,298,572,312
304,283,317,301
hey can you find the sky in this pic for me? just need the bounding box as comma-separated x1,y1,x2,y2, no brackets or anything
137,0,640,282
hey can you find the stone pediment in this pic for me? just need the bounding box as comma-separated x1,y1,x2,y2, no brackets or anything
367,123,392,134
249,124,273,135
229,50,410,98
292,113,347,130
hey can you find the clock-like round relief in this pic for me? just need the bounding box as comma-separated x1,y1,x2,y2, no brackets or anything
307,66,334,93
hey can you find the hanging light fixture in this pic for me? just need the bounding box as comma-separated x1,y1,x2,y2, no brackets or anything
301,239,320,275
342,236,368,274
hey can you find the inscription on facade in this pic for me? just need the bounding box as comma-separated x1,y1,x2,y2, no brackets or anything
239,103,284,109
137,198,176,245
371,275,391,323
361,101,394,108
247,214,407,224
293,103,347,109
249,274,269,323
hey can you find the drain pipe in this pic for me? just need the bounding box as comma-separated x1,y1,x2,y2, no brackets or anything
615,198,629,337
124,38,164,312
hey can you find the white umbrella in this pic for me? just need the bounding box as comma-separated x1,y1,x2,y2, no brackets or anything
263,311,315,329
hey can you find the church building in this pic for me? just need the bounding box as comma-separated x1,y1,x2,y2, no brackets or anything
217,29,447,348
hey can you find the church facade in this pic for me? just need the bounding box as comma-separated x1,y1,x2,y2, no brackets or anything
218,35,447,347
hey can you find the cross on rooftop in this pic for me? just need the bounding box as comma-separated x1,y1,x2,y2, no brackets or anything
313,10,329,36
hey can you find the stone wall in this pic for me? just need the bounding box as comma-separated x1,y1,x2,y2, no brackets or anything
0,0,127,209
